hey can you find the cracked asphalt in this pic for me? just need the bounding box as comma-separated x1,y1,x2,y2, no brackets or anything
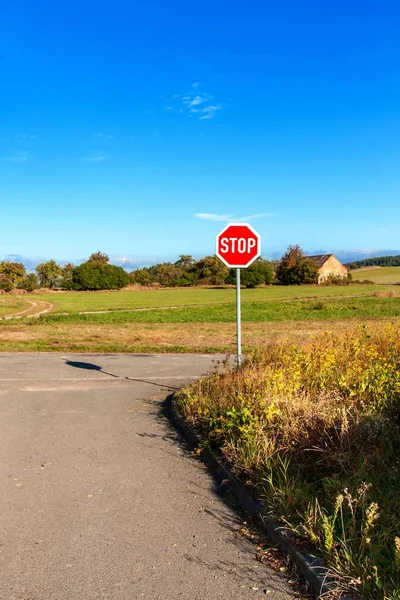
0,353,295,599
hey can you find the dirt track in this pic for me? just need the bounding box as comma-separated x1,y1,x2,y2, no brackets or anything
1,300,54,320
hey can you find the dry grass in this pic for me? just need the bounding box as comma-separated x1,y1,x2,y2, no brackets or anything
374,291,400,298
1,318,399,352
0,297,28,317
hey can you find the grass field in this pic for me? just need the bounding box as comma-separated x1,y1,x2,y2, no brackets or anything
28,283,396,313
0,284,399,352
351,266,400,283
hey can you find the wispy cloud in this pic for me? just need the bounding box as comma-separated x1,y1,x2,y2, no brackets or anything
199,105,222,119
5,151,30,163
194,212,274,223
82,151,108,163
195,213,234,222
168,83,224,120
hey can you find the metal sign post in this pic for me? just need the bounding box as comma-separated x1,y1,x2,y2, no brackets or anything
236,268,241,368
215,223,261,370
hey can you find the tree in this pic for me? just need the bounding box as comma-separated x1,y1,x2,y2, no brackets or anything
193,256,229,285
175,255,195,269
61,263,75,289
0,275,13,292
0,261,26,287
88,251,109,264
130,268,152,286
36,260,62,289
148,262,184,287
228,258,275,288
72,262,129,290
19,273,38,292
276,245,319,285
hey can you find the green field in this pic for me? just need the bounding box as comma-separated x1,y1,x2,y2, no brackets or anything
30,283,395,313
35,296,400,324
351,266,400,283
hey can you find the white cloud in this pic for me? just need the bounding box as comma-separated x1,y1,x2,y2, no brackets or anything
171,84,223,120
6,151,30,163
82,151,108,163
199,104,222,120
194,212,274,223
195,213,234,222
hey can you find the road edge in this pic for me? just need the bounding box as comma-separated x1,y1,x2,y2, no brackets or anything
167,393,344,599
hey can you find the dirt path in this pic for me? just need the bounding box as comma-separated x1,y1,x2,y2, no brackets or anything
1,300,54,320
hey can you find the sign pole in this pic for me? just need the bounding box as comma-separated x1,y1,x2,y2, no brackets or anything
236,268,241,368
215,223,261,369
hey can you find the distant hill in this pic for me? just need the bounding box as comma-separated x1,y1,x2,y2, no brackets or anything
346,255,400,269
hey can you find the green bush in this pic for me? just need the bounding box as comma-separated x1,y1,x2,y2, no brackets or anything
18,273,39,292
0,276,13,292
276,245,319,285
320,274,350,286
228,259,274,288
72,262,129,290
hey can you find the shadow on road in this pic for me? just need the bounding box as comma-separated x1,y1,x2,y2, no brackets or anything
65,360,181,390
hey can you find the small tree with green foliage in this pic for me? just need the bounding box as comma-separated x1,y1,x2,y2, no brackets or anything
0,275,13,292
276,245,319,285
36,260,63,289
228,258,274,288
0,261,26,288
72,262,129,290
61,263,75,289
130,268,152,286
19,273,39,292
193,255,229,285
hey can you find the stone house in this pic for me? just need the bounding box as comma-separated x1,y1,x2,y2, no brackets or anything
306,254,348,284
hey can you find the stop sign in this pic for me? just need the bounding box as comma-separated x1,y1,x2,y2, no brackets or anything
216,223,261,268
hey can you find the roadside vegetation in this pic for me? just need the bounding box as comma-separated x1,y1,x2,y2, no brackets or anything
176,324,400,599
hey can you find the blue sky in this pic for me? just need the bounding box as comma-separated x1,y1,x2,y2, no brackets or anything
1,0,400,267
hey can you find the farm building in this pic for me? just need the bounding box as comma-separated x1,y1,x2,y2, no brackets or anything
307,254,348,283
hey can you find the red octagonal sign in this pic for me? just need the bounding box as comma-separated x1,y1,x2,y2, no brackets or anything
216,223,261,268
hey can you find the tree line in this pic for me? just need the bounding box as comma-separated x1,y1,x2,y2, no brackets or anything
130,246,322,287
0,252,129,292
346,255,400,269
0,246,346,292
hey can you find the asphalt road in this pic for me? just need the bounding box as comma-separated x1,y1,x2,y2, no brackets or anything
0,353,294,600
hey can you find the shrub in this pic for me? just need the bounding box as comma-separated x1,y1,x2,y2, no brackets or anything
18,273,38,292
351,279,375,285
0,276,13,292
276,245,319,285
72,262,129,290
320,274,350,286
228,259,275,288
